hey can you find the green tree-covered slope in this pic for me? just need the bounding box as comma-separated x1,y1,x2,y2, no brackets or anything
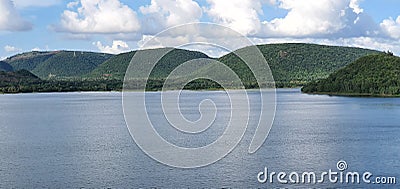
0,69,122,93
89,48,210,79
0,61,13,72
89,51,135,79
0,70,41,93
0,69,40,84
1,43,382,92
302,53,400,96
218,43,379,87
5,51,113,79
5,51,57,71
32,51,113,78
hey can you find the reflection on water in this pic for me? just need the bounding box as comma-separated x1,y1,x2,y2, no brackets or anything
0,89,399,188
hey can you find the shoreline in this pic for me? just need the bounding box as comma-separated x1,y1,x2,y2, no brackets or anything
0,87,283,95
302,91,400,98
3,87,400,98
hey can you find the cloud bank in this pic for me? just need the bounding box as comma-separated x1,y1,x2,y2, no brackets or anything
50,0,400,55
0,0,32,31
94,40,130,54
57,0,140,34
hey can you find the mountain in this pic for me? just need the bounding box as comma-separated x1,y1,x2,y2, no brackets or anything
302,53,400,96
5,51,113,78
91,44,378,88
89,48,210,79
0,69,40,84
89,51,135,79
4,44,378,85
4,51,56,71
0,69,122,93
218,43,379,87
0,70,41,93
1,43,383,92
0,61,13,72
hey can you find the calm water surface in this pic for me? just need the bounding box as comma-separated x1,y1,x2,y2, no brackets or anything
0,89,399,188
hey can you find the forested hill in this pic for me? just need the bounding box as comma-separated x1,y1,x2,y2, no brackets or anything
0,70,41,93
302,53,400,96
218,43,379,87
90,44,378,86
89,48,210,79
4,51,113,78
0,43,383,93
0,61,13,72
4,44,379,83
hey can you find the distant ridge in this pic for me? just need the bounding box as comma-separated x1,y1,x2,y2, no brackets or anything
5,51,113,78
0,43,382,93
218,43,379,87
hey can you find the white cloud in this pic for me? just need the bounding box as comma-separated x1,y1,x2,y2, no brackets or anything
341,37,399,53
204,0,263,35
57,0,140,34
67,1,79,9
349,0,363,14
137,35,163,49
0,0,32,31
130,0,396,56
30,45,50,52
380,16,400,39
135,23,258,58
261,0,363,37
203,0,375,38
4,45,22,52
13,0,61,8
95,40,130,54
31,47,41,51
140,0,202,34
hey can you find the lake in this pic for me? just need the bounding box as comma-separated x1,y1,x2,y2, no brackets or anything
0,89,399,188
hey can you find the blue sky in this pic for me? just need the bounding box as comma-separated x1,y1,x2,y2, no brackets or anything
1,0,399,59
